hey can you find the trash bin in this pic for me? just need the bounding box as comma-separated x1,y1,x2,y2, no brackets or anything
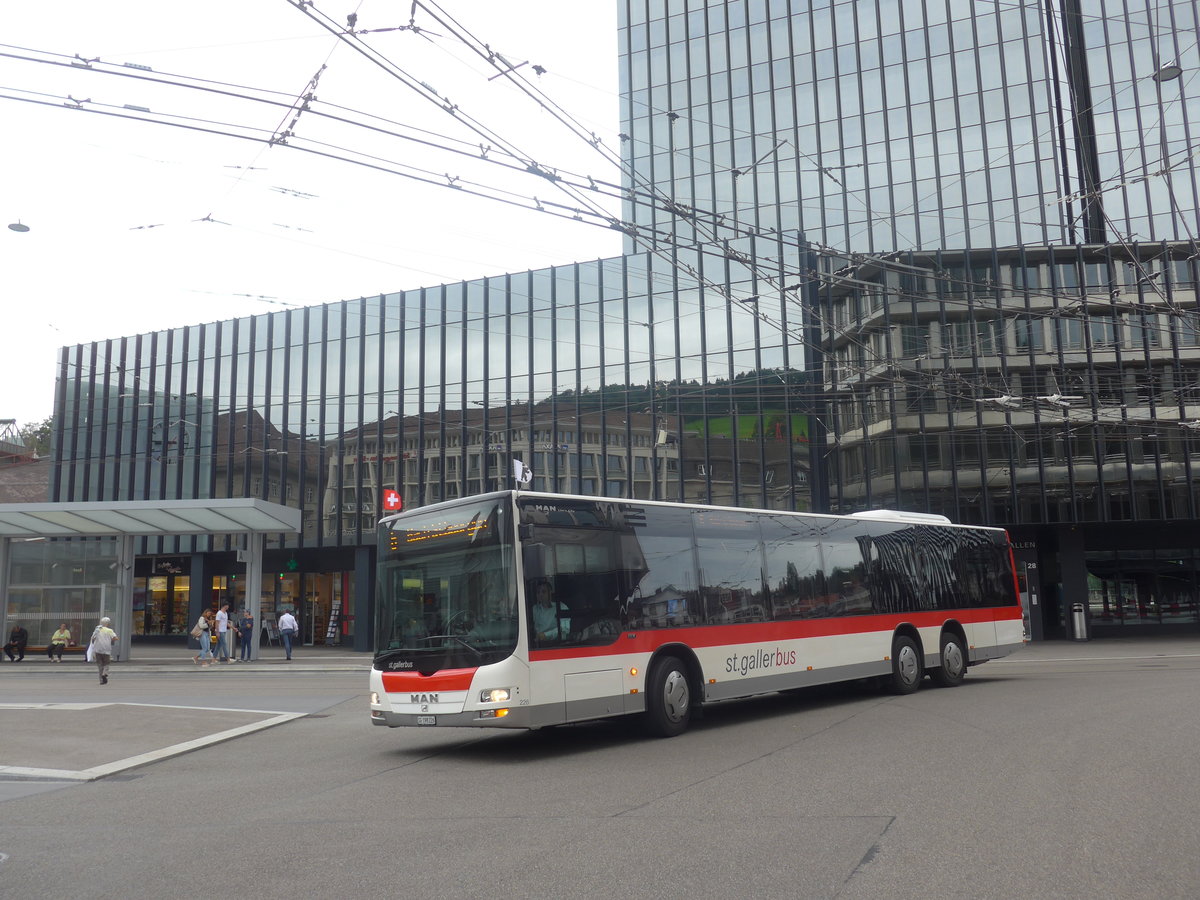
1071,602,1088,641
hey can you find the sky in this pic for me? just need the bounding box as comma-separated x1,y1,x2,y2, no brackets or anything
0,1,621,427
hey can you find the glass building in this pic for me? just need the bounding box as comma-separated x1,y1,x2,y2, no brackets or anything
814,239,1200,638
24,1,1200,646
611,0,1200,639
47,237,817,649
618,0,1200,252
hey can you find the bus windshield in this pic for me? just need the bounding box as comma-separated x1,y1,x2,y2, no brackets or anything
375,497,517,669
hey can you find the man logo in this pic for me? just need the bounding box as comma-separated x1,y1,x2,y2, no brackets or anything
410,693,439,704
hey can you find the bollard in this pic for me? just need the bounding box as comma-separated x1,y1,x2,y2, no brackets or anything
1071,602,1088,641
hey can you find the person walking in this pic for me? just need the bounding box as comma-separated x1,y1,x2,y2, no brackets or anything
215,603,235,663
192,610,214,667
278,608,299,660
239,608,254,661
4,624,29,661
90,617,118,685
48,623,72,662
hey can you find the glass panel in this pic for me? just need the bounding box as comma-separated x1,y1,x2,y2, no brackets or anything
693,508,766,623
818,520,872,616
761,514,822,619
625,505,699,627
6,538,121,650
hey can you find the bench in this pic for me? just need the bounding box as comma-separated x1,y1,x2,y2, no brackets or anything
25,644,85,658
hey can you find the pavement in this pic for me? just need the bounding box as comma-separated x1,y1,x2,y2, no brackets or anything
4,636,1200,786
1,640,374,673
0,642,373,786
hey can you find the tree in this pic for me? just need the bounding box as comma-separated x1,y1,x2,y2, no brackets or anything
18,416,53,457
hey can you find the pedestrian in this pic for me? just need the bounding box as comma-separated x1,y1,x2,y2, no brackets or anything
278,608,299,660
191,609,214,667
48,623,72,662
215,603,235,663
4,624,28,661
239,608,254,661
90,617,118,685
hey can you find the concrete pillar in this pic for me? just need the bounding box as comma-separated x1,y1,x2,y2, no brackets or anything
1058,526,1089,640
114,535,134,660
245,533,264,660
353,544,374,653
188,552,211,623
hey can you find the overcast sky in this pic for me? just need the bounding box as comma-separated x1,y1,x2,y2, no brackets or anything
0,1,620,426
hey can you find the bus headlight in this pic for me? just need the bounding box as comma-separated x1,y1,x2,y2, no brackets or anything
480,688,511,703
370,692,380,705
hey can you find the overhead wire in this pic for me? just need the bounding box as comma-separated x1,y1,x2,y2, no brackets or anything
9,5,1200,434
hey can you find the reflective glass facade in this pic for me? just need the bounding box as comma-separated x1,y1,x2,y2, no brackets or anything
42,1,1200,642
816,241,1200,525
53,236,816,568
619,0,1200,252
813,238,1200,637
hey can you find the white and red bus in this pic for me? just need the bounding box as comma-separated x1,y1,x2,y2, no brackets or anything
369,491,1023,737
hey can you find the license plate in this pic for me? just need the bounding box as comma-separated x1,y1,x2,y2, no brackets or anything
416,715,436,725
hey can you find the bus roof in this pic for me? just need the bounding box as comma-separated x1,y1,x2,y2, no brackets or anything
378,491,975,530
848,509,954,524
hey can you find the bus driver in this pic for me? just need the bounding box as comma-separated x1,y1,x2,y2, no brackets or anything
531,580,569,643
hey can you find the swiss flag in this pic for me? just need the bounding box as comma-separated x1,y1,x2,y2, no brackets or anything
382,489,403,511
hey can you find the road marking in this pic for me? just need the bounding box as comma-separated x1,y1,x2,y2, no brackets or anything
0,703,305,782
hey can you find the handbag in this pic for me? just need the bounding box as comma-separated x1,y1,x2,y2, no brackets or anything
190,624,204,639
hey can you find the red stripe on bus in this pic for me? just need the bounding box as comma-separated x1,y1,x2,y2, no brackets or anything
529,608,1021,662
381,668,476,692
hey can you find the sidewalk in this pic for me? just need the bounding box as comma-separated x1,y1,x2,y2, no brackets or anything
997,634,1200,661
10,635,1200,673
1,641,374,674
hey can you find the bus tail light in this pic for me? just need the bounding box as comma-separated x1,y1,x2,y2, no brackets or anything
480,688,512,703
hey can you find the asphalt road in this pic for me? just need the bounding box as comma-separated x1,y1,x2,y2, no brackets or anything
2,638,1199,899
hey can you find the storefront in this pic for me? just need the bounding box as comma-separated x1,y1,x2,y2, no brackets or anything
129,550,358,646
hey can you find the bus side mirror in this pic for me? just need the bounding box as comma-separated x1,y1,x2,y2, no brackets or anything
519,523,534,540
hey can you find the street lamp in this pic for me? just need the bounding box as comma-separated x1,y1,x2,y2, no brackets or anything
1152,62,1182,83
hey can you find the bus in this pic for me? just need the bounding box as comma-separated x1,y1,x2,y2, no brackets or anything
369,491,1023,737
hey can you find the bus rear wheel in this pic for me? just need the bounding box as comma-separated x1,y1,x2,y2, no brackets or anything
644,655,691,737
930,632,967,687
888,636,923,694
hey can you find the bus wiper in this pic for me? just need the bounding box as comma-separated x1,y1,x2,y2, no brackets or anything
422,634,483,661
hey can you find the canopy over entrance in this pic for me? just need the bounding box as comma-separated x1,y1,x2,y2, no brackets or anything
0,499,302,661
0,498,301,538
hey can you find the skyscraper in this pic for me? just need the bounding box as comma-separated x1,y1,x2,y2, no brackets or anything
618,0,1200,253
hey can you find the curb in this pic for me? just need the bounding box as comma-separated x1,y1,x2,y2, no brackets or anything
0,661,371,674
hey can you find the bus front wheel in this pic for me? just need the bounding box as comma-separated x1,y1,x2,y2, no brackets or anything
888,636,923,694
930,632,967,687
644,655,691,737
